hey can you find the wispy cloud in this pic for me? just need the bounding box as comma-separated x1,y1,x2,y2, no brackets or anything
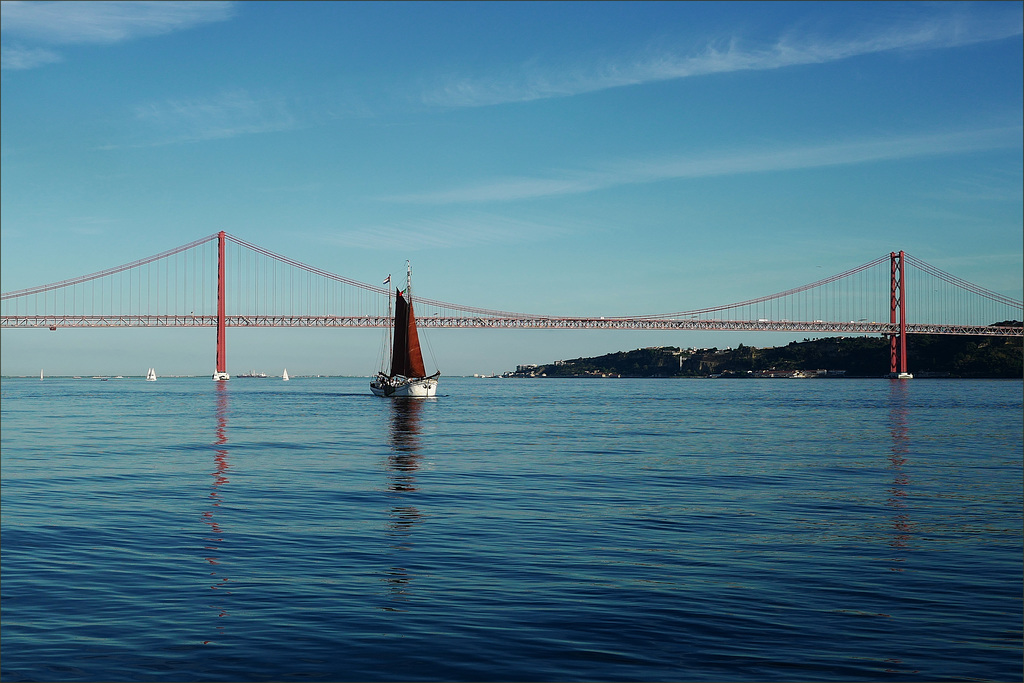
1,44,61,70
422,8,1024,108
68,216,117,237
387,127,1024,204
930,167,1024,203
319,212,580,251
0,0,234,44
1,0,234,69
108,88,374,148
126,89,296,146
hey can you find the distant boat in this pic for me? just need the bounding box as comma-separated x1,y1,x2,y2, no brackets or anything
40,369,43,380
238,371,267,378
282,368,289,381
146,368,157,382
370,262,439,398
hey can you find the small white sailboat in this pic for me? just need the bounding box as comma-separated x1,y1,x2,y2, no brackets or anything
282,368,289,381
40,369,44,380
146,368,157,382
370,262,439,398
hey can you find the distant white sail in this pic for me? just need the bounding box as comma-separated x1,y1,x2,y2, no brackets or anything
146,368,157,381
282,368,289,381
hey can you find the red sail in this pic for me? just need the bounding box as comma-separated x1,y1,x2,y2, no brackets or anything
404,294,427,378
390,289,408,377
390,290,427,379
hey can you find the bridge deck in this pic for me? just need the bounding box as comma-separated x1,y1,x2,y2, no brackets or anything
1,315,1020,337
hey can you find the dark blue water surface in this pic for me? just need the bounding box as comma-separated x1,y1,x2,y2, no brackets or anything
2,376,1021,681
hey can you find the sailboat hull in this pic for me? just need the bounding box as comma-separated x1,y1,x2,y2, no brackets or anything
370,372,439,398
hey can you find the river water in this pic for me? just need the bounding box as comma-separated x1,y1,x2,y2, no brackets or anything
1,376,1021,681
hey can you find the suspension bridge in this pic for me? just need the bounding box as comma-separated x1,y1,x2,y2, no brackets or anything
2,232,1020,379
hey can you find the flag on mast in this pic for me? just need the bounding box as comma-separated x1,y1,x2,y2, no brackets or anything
383,274,391,285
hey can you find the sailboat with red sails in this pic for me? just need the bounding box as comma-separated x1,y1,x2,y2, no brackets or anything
370,262,440,397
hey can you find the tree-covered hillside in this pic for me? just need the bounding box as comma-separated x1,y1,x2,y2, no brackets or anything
512,328,1022,379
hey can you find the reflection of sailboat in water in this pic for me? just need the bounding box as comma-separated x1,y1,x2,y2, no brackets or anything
387,398,424,491
886,382,914,571
382,398,425,605
202,382,232,643
370,262,439,398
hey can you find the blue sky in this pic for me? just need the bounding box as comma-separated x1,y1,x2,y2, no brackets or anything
2,1,1022,376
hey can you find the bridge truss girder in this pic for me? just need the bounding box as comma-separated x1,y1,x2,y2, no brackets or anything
2,315,1020,337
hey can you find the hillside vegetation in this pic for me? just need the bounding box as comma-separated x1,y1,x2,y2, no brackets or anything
512,326,1022,379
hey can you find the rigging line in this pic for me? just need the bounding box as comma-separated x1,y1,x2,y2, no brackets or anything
421,321,439,374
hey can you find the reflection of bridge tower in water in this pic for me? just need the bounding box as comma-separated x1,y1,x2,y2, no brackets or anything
886,381,914,571
202,382,232,643
382,399,426,606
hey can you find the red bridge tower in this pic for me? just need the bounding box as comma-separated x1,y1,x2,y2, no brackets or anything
889,250,911,379
213,231,230,381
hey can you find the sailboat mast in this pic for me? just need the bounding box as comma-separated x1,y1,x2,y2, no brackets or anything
406,260,412,295
386,280,393,369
